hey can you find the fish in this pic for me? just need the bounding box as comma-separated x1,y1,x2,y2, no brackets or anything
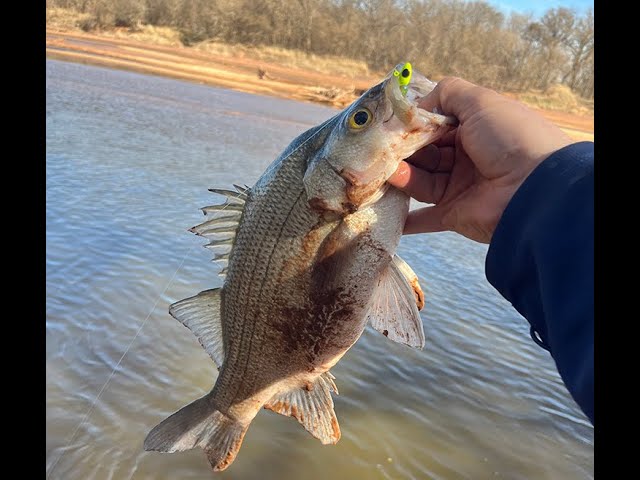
144,64,457,472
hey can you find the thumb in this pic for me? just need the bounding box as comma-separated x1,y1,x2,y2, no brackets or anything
419,76,492,124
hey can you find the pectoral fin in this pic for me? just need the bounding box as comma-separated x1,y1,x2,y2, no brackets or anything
391,254,425,310
367,255,425,348
264,372,340,445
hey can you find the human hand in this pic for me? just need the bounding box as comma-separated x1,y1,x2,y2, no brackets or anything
388,77,574,243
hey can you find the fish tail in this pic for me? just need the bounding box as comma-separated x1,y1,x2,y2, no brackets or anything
144,394,248,472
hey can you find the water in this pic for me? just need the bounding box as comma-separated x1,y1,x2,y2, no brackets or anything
46,60,593,480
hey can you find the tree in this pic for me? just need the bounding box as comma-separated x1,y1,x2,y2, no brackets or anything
563,8,593,95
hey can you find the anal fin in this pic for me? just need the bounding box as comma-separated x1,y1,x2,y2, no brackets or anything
264,372,340,445
367,255,426,348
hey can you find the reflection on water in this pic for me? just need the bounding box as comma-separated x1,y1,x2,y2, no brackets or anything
46,60,593,479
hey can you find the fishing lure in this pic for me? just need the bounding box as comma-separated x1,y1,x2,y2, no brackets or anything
393,62,412,96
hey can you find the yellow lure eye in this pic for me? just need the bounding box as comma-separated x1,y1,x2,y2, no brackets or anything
348,108,372,129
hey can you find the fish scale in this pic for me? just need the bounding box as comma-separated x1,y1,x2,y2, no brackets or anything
218,154,316,409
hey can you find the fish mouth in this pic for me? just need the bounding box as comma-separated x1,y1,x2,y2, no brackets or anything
382,66,458,130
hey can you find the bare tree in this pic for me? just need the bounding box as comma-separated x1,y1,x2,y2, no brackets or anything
47,0,594,99
563,8,593,95
144,0,180,26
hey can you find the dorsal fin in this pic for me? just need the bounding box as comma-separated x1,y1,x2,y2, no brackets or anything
193,184,250,277
169,288,225,368
207,186,249,203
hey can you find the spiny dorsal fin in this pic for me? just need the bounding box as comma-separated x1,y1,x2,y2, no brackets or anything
189,214,242,236
207,186,249,203
264,372,340,445
367,255,426,348
201,203,244,214
194,185,250,276
169,288,225,368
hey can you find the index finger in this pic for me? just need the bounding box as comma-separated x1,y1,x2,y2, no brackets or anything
388,160,449,204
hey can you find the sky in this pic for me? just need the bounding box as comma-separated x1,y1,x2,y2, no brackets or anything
486,0,593,18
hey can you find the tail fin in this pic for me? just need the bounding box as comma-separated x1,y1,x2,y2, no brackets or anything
144,394,248,472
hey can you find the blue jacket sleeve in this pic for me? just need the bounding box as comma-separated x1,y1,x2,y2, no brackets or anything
485,142,594,424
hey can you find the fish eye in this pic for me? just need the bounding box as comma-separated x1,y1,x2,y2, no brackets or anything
402,68,410,78
348,108,372,129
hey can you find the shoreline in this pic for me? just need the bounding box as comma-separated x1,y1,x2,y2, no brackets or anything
46,29,593,142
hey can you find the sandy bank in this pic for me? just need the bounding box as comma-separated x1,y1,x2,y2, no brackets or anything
46,29,593,142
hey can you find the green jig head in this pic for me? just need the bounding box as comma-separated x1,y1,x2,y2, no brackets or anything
393,62,412,96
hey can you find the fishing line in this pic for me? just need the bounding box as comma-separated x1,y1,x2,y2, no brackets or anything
46,242,194,479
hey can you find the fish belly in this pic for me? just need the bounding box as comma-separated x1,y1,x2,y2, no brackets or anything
211,186,409,419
